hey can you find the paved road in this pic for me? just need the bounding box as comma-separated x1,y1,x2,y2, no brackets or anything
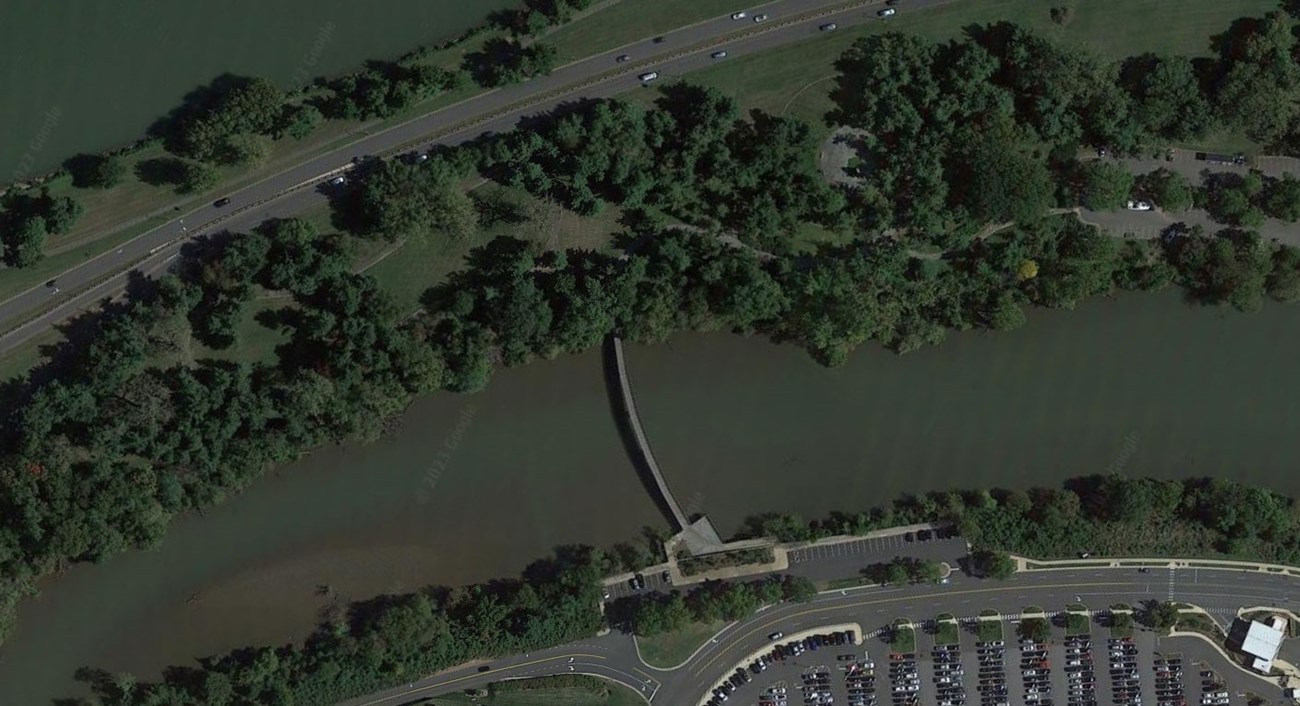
337,540,1300,706
0,0,954,354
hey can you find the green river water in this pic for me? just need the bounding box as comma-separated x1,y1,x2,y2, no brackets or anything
0,289,1297,703
0,0,515,180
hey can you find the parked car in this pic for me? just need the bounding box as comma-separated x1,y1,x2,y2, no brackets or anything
1125,200,1153,211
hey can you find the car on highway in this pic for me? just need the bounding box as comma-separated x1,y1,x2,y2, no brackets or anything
878,7,897,16
753,13,768,22
329,175,346,186
616,54,631,63
711,50,728,59
769,630,785,641
731,11,747,19
820,22,837,31
213,197,232,207
639,71,659,82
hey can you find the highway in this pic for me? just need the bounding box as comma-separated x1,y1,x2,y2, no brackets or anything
0,0,957,354
336,534,1300,706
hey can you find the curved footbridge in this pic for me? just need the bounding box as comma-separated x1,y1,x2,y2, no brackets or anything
610,336,729,556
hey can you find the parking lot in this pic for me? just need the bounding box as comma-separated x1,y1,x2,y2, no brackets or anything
787,528,958,566
702,615,1260,706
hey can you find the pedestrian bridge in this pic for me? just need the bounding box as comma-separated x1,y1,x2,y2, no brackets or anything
609,336,725,555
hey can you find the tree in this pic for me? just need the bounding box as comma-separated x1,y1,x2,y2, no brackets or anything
1266,245,1300,302
781,575,818,602
1018,617,1051,642
1123,54,1214,141
1078,161,1135,210
4,215,47,267
66,153,127,189
973,549,1017,579
1263,173,1300,222
278,103,322,140
177,160,220,194
1139,168,1193,212
1112,612,1134,631
1147,601,1180,631
1202,171,1266,227
352,158,477,241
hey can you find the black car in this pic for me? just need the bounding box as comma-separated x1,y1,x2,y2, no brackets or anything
214,197,232,207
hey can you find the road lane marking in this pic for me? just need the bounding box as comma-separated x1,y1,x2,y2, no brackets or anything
689,581,1131,676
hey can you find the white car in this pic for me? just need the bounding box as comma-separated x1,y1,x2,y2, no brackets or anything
753,13,768,22
731,11,747,19
1125,200,1153,211
711,50,728,59
639,71,659,82
878,7,897,16
328,175,346,186
820,23,838,31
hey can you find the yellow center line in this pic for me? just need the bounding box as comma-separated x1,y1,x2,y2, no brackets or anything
692,581,1132,676
352,653,607,706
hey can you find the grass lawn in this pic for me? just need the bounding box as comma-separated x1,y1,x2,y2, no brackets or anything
1066,613,1092,636
1110,619,1134,639
637,619,727,669
367,181,624,313
660,0,1278,141
976,619,1004,643
431,678,645,706
548,0,754,62
890,624,917,654
934,620,960,646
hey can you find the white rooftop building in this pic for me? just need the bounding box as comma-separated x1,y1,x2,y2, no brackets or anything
1241,616,1287,673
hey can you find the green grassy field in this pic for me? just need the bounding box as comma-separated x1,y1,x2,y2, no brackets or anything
636,619,727,669
976,619,1004,643
658,0,1278,135
890,623,917,654
548,0,754,62
431,679,645,706
934,620,960,646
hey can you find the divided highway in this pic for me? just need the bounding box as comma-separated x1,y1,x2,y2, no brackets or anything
0,0,953,354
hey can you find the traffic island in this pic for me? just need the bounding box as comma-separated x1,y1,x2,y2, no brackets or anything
635,619,730,670
889,618,917,654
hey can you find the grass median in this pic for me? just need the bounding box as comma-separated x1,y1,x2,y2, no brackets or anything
636,619,728,668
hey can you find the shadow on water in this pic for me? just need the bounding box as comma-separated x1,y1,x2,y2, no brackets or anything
600,336,684,531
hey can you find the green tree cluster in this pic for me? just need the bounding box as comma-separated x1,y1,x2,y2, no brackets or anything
0,187,83,267
743,474,1300,567
618,574,816,637
474,87,845,249
320,62,462,120
81,548,605,706
464,39,559,88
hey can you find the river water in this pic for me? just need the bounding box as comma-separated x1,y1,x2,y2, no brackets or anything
1,289,1298,703
0,0,516,179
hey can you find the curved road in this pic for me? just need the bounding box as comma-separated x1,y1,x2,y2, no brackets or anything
0,0,954,354
338,556,1300,706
